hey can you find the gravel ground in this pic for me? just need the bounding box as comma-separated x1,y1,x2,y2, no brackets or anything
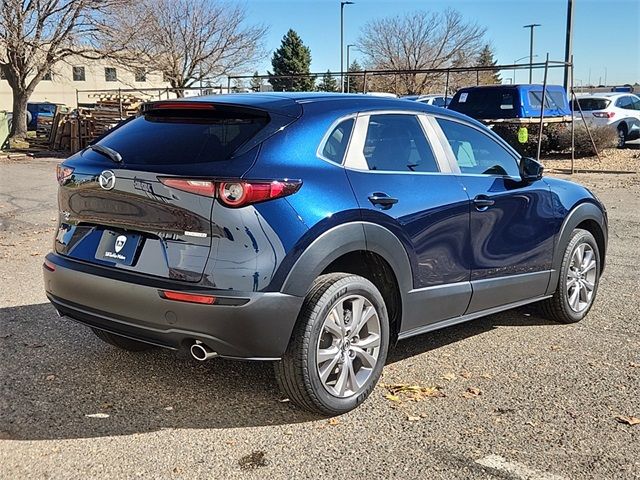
542,142,640,174
1,157,639,479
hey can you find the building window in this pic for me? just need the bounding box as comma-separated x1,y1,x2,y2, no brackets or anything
42,71,52,81
105,67,117,82
134,69,146,82
72,66,85,81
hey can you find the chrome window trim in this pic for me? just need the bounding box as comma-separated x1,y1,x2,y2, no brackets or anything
343,110,449,175
428,114,522,179
315,113,358,165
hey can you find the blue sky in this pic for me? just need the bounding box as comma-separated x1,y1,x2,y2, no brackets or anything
244,0,639,86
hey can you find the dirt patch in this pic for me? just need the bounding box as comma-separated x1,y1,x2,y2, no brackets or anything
542,146,640,174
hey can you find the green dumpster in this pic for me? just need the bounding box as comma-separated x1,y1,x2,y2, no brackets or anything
0,111,9,150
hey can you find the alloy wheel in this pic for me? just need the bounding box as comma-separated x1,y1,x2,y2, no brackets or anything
566,243,597,312
316,295,381,398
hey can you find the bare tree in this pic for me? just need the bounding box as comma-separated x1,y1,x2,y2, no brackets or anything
0,0,124,140
105,0,267,96
357,9,486,95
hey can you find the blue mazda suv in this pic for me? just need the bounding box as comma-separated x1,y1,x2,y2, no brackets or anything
44,93,607,414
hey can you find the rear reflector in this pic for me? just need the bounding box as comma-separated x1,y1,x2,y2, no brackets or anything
160,290,216,305
43,259,56,272
592,111,615,118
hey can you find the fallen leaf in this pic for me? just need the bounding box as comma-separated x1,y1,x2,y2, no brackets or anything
629,362,640,368
480,373,493,379
24,343,45,349
172,467,182,474
460,371,472,379
284,430,293,435
164,406,173,411
442,372,456,381
30,252,39,256
45,374,56,381
101,402,114,409
407,415,421,422
525,421,537,427
328,418,340,426
550,345,561,351
462,387,482,398
279,398,290,403
384,393,402,403
615,415,640,426
85,413,110,418
0,334,12,339
385,383,445,402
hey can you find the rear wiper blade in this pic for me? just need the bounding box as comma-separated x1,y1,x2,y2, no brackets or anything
86,144,122,163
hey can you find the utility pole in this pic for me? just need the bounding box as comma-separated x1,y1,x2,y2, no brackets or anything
523,23,541,83
340,1,354,93
346,44,356,93
563,0,574,91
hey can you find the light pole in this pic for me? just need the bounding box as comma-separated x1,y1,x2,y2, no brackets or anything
346,44,356,93
513,55,538,84
523,23,541,83
340,1,354,93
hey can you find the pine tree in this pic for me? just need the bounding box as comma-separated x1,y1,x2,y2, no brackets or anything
250,71,263,92
476,44,501,85
268,29,314,92
344,60,364,93
317,70,338,92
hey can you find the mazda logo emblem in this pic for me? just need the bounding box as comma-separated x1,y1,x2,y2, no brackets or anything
98,170,116,190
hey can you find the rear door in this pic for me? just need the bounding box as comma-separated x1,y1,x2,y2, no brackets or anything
55,102,273,283
343,111,471,332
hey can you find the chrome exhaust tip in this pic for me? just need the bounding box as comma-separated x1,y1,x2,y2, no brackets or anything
190,341,218,361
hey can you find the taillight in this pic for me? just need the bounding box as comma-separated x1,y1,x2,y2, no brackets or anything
160,290,217,305
159,177,301,207
159,178,216,197
56,164,74,184
592,111,614,118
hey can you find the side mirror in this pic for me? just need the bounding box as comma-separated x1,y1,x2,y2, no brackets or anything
519,156,544,182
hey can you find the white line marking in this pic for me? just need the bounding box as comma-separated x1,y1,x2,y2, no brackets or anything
476,454,567,480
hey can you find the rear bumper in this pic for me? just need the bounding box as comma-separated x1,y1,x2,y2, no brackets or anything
43,253,303,360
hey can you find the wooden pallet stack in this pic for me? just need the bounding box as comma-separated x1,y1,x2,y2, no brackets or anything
92,95,143,136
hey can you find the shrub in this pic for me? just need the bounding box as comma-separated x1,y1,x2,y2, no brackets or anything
492,123,617,158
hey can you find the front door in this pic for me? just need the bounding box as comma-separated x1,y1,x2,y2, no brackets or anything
433,117,556,313
344,112,471,332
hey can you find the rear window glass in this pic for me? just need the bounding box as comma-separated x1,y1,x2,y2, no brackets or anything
528,91,567,110
572,98,611,111
451,89,517,117
97,108,269,165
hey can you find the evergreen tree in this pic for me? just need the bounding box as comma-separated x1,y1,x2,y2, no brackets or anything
250,71,263,92
317,70,338,92
476,44,501,85
268,29,314,92
344,60,364,93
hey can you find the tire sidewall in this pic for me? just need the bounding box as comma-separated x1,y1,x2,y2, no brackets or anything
304,278,389,413
558,230,601,322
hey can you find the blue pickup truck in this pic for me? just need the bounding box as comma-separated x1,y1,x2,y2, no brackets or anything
448,84,571,122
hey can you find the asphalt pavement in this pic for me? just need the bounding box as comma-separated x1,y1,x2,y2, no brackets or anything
1,157,638,479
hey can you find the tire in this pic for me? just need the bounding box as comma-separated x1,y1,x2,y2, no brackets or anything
275,273,390,415
91,328,154,351
617,124,627,148
539,229,600,324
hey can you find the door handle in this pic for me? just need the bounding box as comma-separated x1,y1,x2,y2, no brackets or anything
368,192,398,209
473,195,495,211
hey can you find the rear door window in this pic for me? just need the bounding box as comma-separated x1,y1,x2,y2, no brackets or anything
97,107,269,165
616,96,633,109
363,114,439,173
573,98,611,111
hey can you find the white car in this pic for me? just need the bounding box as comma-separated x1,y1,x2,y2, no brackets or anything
403,94,451,108
573,93,640,147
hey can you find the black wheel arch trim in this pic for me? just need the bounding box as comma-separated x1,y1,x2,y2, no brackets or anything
280,222,413,300
545,201,608,295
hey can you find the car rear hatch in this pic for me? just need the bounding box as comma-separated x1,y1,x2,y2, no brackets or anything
55,98,301,283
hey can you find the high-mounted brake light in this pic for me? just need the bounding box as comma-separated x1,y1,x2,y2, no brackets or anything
160,290,217,305
592,111,615,118
56,164,74,184
159,177,301,207
159,178,216,197
145,101,216,111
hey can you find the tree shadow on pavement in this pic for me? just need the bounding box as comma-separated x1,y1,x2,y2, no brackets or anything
0,301,553,441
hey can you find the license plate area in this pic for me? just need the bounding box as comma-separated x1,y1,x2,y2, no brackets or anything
94,229,142,266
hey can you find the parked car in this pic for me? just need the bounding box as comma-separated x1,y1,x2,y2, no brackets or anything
573,93,640,147
27,102,65,134
448,84,571,121
45,93,607,415
403,94,451,107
